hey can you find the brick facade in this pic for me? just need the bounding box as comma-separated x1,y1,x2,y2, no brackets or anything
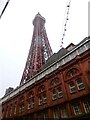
0,37,90,120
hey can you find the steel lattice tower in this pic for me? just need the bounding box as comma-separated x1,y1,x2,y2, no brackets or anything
20,13,53,85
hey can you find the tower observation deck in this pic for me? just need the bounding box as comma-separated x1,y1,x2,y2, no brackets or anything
20,13,53,85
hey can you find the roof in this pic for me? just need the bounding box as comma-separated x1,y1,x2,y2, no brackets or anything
42,48,68,69
42,36,89,70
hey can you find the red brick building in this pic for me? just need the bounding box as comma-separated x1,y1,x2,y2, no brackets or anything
0,14,90,120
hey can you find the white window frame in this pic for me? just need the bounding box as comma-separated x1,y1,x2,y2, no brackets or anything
52,89,57,100
53,109,59,120
58,87,63,98
38,96,42,105
19,104,24,113
10,107,12,116
83,101,90,113
76,79,85,90
19,106,22,113
14,106,16,114
73,103,81,115
31,98,34,109
69,82,76,93
22,105,24,112
28,102,31,110
43,94,47,103
43,111,48,120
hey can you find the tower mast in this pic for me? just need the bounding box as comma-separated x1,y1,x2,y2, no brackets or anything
20,13,53,85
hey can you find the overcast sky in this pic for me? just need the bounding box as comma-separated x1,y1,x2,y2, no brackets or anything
0,0,89,97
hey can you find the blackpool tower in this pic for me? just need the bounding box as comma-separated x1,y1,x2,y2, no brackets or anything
20,13,53,85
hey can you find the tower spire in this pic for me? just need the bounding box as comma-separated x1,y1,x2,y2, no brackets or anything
20,13,53,85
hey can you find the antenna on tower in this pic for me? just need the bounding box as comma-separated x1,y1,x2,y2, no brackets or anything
60,0,71,48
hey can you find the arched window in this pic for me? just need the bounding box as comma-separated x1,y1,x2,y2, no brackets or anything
6,105,8,118
52,89,57,100
14,101,17,115
38,85,47,105
19,95,24,102
28,91,34,98
50,78,63,101
38,85,45,93
50,78,60,87
19,95,24,113
66,68,79,79
9,104,12,117
27,91,34,110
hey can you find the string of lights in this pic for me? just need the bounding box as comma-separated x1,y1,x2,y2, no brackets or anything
60,0,71,48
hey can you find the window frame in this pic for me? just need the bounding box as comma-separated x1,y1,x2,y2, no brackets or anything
83,101,90,113
19,104,24,113
57,87,63,98
76,79,85,91
43,94,47,104
38,95,42,105
69,81,76,94
73,103,82,115
53,109,59,120
61,107,68,118
52,89,57,100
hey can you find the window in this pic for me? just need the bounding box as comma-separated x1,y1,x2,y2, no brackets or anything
53,109,59,120
69,82,76,93
38,85,45,93
28,98,34,109
38,85,47,105
61,108,68,118
76,79,85,90
28,102,31,110
39,96,42,105
43,94,47,103
10,105,12,116
83,101,90,113
38,94,47,105
14,102,17,115
51,86,63,101
52,89,57,100
6,106,8,118
19,95,24,113
51,78,60,87
2,108,4,117
19,104,24,113
31,98,34,108
58,87,63,98
43,111,48,120
22,105,24,112
14,106,16,115
66,68,79,78
28,91,34,98
73,103,81,115
27,90,34,109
